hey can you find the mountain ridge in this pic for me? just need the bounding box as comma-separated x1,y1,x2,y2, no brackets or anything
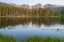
8,3,64,10
0,2,10,6
0,2,64,10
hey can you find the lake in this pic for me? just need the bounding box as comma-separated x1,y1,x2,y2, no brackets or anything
0,17,64,40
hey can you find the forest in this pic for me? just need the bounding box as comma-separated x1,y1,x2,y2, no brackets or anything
0,5,64,17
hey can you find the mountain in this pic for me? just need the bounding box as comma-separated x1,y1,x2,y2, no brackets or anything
0,2,10,6
20,4,30,9
32,3,44,9
0,2,64,10
8,3,64,10
44,4,64,10
9,3,20,7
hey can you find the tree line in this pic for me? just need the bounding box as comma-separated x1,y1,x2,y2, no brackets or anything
0,5,63,17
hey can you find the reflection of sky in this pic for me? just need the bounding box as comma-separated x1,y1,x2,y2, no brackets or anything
0,24,64,40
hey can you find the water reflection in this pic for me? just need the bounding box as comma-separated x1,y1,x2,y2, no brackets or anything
0,17,62,28
0,17,64,39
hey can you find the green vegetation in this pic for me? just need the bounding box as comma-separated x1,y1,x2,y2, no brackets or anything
61,8,64,18
0,34,17,42
0,2,64,17
0,4,61,17
28,36,64,42
0,2,10,6
0,34,64,42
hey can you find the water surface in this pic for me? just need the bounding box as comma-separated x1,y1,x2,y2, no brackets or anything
0,17,64,40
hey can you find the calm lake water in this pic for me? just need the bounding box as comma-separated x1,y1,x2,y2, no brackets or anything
0,17,64,40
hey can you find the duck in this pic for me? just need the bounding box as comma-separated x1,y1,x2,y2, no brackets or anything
57,28,59,30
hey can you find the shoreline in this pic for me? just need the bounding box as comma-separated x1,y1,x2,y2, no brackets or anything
0,16,61,17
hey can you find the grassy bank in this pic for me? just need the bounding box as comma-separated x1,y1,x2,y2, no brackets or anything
0,34,17,42
0,34,64,42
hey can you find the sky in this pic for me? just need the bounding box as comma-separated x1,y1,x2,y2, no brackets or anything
0,0,64,6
